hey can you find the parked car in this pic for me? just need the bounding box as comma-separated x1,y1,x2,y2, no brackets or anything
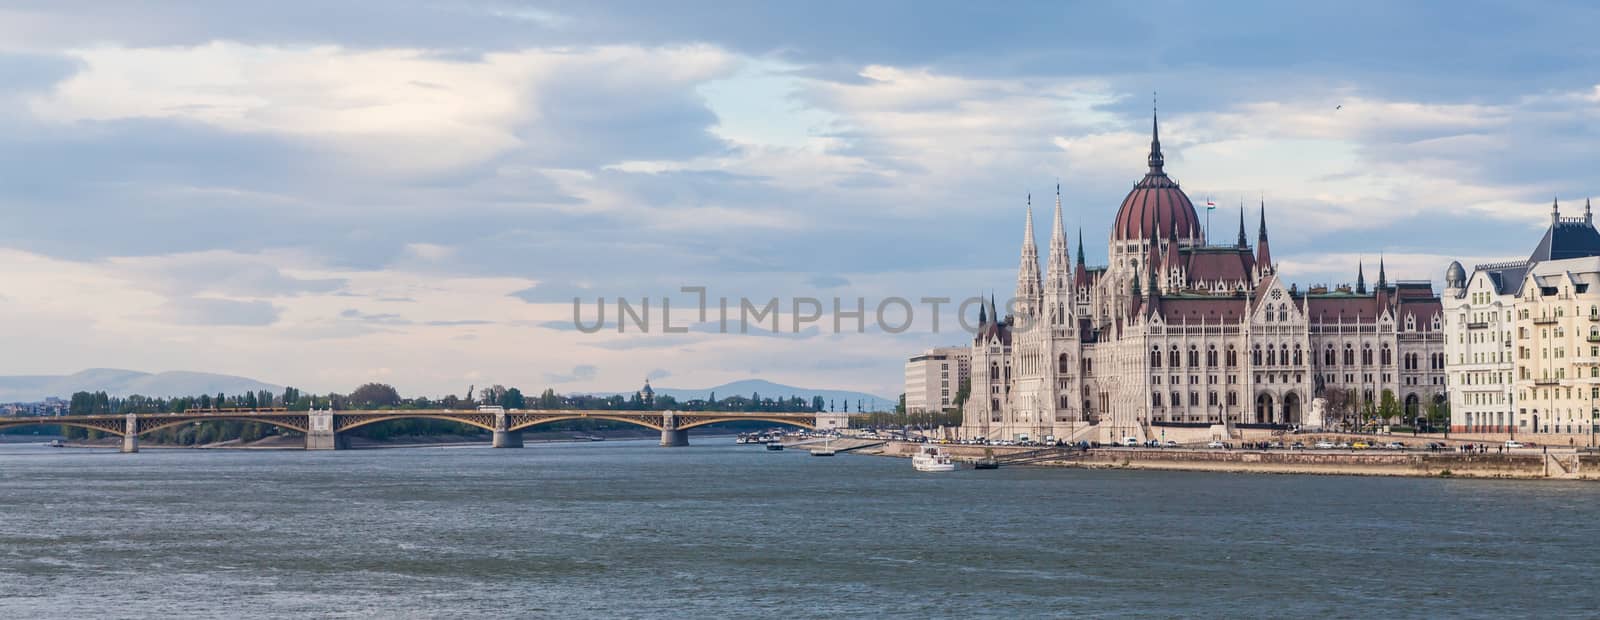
1425,442,1446,451
1504,440,1525,449
1163,440,1179,448
1290,441,1306,450
1384,442,1407,450
1267,441,1285,449
1206,441,1227,449
1352,441,1371,449
1314,440,1336,449
1121,437,1140,447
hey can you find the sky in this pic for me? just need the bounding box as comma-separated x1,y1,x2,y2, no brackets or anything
1,1,1598,400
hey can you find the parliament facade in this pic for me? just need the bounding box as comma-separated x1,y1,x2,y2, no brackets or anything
960,112,1446,443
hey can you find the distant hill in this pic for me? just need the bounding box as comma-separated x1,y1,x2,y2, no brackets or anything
0,369,282,403
606,379,893,411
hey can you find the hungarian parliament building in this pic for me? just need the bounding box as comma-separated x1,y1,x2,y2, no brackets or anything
959,112,1447,443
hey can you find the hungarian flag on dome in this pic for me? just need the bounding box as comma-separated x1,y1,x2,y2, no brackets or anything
1205,198,1216,211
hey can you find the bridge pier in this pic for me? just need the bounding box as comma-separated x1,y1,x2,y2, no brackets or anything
305,408,345,450
493,429,524,448
121,413,139,453
492,411,523,448
659,410,687,446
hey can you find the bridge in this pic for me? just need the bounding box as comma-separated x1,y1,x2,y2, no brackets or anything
0,409,854,453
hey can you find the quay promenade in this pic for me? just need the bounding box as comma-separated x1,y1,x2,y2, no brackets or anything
869,441,1599,480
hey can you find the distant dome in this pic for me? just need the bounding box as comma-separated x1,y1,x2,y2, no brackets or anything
1446,261,1466,287
1111,111,1201,242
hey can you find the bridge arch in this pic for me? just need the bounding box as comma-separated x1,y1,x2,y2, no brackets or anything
139,416,310,436
0,420,127,437
337,414,495,434
676,417,815,431
507,415,664,432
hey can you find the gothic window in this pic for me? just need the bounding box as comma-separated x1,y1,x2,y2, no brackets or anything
1207,391,1218,406
1189,391,1200,406
1293,344,1302,366
1325,346,1336,366
1172,391,1182,407
1226,391,1238,406
1344,344,1355,366
1252,345,1262,366
1152,392,1162,407
1266,346,1276,366
1188,346,1200,367
1278,303,1288,322
1059,353,1071,374
1207,345,1218,367
1170,346,1181,368
1381,344,1392,366
990,364,1000,381
1226,346,1237,367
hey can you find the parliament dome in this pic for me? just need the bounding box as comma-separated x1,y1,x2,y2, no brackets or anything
1111,111,1201,242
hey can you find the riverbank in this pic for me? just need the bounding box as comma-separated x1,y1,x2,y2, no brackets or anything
863,441,1599,480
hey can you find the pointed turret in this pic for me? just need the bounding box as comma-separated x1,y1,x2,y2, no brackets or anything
1587,198,1593,225
1147,99,1165,175
1164,211,1182,264
1073,228,1090,290
1377,254,1388,290
1016,197,1042,315
1356,260,1367,294
1045,183,1072,292
1552,196,1560,225
1256,200,1273,271
978,295,987,325
1236,204,1248,247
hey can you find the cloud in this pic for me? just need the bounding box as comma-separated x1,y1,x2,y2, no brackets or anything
0,3,1597,402
163,298,281,326
647,368,671,380
544,364,598,384
807,274,850,289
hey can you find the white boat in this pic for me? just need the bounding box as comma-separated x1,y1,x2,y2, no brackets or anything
810,437,836,457
911,446,957,472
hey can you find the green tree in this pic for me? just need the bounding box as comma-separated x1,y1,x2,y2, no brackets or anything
349,383,402,408
1378,389,1400,425
499,387,526,409
951,377,972,410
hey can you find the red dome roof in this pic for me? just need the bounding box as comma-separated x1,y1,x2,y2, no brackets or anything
1111,110,1201,242
1112,174,1200,241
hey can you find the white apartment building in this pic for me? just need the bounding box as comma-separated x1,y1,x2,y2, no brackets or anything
904,346,971,414
1444,199,1600,434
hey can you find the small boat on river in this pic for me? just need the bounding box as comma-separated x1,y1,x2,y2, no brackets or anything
912,446,956,472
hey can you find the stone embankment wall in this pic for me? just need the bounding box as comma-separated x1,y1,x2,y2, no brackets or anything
876,442,1587,480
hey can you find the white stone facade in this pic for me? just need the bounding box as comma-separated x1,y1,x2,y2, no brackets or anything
959,114,1446,443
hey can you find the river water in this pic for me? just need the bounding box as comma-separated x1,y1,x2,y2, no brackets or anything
1,439,1597,618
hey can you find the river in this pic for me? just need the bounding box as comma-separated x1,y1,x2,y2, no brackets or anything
1,439,1597,618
